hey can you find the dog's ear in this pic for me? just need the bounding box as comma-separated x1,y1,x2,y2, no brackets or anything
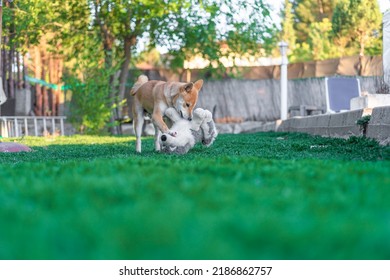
183,83,193,93
194,80,203,91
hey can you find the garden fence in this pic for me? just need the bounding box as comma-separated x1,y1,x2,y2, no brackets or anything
0,116,66,138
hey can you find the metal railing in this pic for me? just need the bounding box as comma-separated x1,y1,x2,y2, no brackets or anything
0,116,67,137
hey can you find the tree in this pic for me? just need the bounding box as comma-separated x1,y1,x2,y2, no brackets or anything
155,0,274,77
66,0,274,131
293,0,336,43
280,0,296,47
309,18,339,60
269,0,337,62
2,0,93,117
6,0,273,134
63,57,119,134
332,0,382,57
86,0,206,133
8,0,185,129
274,0,382,63
279,0,298,60
275,0,336,62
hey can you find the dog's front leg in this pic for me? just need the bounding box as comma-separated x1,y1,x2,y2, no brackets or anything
152,109,177,137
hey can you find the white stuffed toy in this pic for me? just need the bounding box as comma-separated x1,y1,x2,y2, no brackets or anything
159,107,218,154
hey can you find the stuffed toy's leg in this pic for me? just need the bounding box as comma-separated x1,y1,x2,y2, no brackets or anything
190,108,208,130
192,108,217,147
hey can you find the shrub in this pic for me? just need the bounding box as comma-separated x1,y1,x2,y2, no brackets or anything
64,66,119,134
356,115,371,137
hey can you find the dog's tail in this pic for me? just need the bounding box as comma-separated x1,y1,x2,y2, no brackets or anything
130,75,149,96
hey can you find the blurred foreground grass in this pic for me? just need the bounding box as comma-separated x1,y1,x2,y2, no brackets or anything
0,133,389,259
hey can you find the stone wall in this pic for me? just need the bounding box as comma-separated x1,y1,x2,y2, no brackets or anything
367,106,390,145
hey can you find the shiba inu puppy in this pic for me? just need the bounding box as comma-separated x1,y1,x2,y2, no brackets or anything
131,75,204,153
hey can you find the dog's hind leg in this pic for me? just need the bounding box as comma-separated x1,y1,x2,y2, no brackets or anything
154,126,162,152
133,101,144,153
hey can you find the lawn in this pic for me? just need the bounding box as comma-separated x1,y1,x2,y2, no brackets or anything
0,132,389,259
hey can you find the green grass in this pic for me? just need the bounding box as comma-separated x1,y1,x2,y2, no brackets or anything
0,132,389,260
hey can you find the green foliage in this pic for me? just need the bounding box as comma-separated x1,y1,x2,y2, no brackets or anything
4,0,90,54
157,0,274,77
3,0,43,52
133,48,163,68
288,42,312,62
275,0,382,62
356,115,371,137
63,63,119,134
309,18,340,60
275,0,337,62
293,0,336,43
331,0,349,36
356,115,371,127
280,0,296,49
331,0,382,56
5,0,275,131
0,133,389,259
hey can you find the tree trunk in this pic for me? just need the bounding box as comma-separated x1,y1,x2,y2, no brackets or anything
23,55,30,90
317,0,324,18
34,46,43,116
23,54,31,115
95,1,119,134
2,38,8,96
8,39,14,99
57,58,64,115
0,4,3,81
117,36,135,120
103,43,119,135
49,56,58,116
16,50,22,90
42,56,49,116
8,2,15,98
359,38,365,58
358,31,365,76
